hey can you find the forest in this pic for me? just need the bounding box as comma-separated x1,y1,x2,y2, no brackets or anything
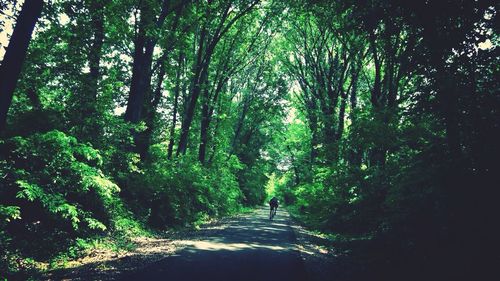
0,0,498,280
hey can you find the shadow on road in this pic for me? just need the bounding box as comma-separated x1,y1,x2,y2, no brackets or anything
119,206,307,281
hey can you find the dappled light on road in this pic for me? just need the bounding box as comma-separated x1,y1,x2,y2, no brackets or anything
119,207,307,281
178,240,288,252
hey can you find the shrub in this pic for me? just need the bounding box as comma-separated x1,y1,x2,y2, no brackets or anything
0,130,120,258
129,145,244,228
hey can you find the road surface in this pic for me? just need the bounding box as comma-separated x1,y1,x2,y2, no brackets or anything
119,206,308,281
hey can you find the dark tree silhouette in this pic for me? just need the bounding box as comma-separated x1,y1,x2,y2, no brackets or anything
0,0,43,132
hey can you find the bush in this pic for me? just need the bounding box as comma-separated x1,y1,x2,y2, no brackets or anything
0,130,120,260
126,145,244,228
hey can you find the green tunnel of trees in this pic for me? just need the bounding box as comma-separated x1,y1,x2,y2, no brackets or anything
0,0,498,279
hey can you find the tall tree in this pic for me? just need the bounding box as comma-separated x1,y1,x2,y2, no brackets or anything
176,0,260,156
124,0,187,159
0,0,43,132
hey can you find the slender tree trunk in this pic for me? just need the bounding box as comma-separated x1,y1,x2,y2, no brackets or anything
229,95,251,159
138,61,167,160
306,100,319,173
199,77,225,163
336,91,347,141
177,24,208,156
88,0,105,100
167,53,184,159
348,65,362,167
0,0,43,132
286,145,301,186
321,97,337,163
177,1,257,156
369,29,381,108
198,100,210,163
177,63,209,155
207,96,224,164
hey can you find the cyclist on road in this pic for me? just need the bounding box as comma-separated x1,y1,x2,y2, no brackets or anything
269,196,279,219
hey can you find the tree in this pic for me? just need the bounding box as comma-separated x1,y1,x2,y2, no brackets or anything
176,0,260,156
0,0,43,132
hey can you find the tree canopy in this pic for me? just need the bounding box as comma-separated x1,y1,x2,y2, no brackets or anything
1,0,498,279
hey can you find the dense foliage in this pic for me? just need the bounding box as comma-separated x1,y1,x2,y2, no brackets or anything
270,1,499,280
0,0,498,279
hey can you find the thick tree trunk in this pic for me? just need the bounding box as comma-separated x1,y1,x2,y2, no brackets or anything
421,15,461,160
438,68,461,159
124,43,154,124
124,1,179,159
124,0,174,124
123,14,150,123
0,0,43,132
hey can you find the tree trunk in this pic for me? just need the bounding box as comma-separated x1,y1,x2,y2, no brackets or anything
336,91,347,141
229,94,251,160
0,0,43,132
177,23,209,156
88,0,105,100
124,0,174,124
177,1,257,156
138,60,167,160
286,145,301,186
198,101,210,163
74,0,106,142
369,29,381,108
207,96,224,164
123,10,150,123
124,45,154,124
348,65,362,167
167,52,184,159
198,75,226,163
124,1,179,159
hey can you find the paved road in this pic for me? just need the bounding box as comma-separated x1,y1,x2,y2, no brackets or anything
119,206,308,281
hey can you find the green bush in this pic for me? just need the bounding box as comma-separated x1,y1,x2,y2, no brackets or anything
126,145,244,228
0,130,120,259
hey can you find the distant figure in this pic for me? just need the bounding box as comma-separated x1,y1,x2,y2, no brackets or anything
269,196,279,220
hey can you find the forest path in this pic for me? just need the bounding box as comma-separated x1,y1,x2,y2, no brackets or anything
118,206,308,281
